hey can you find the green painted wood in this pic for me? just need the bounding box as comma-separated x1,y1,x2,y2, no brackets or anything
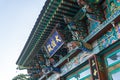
57,8,75,16
61,1,79,8
84,10,120,42
105,49,120,67
22,0,62,66
108,68,120,80
62,61,89,78
60,5,78,12
86,0,102,4
73,9,86,21
99,40,120,56
54,49,79,67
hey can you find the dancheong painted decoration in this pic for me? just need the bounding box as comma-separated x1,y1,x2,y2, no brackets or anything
16,0,120,80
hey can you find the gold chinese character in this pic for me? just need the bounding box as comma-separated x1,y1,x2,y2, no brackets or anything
55,35,61,42
51,39,56,48
93,69,97,76
92,60,95,66
47,44,53,52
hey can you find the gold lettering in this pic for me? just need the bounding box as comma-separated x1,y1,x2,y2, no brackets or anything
93,69,97,76
47,45,53,52
51,39,56,48
92,60,95,66
55,35,61,42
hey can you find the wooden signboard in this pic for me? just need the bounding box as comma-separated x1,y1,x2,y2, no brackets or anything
89,55,106,80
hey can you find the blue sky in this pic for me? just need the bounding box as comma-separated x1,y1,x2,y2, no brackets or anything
0,0,46,80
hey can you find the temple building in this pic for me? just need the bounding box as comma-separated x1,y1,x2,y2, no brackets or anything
16,0,120,80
